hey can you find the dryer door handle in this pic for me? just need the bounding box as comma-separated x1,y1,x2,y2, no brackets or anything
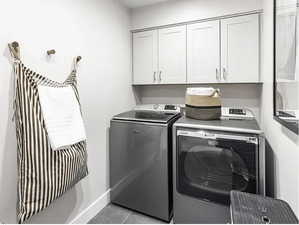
177,130,216,139
177,130,258,144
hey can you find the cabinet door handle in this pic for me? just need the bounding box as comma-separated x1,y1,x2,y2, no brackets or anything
159,71,162,82
153,71,156,82
216,68,219,81
222,68,227,81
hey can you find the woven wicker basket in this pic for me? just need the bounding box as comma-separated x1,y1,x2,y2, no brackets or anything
185,88,221,120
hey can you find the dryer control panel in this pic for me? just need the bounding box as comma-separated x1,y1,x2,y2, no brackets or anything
221,107,255,119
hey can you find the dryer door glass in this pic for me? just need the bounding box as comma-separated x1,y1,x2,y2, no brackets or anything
177,130,258,205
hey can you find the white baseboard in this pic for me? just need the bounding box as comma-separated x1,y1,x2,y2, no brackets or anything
70,189,110,224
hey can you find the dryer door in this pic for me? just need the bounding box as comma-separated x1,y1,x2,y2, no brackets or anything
176,129,259,205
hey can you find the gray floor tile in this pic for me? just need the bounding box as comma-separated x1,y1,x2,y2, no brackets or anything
88,204,131,224
123,212,166,224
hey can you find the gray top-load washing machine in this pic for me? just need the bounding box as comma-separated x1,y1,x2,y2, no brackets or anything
110,109,181,222
172,116,265,224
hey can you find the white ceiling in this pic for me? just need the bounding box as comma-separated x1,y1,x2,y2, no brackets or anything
119,0,173,8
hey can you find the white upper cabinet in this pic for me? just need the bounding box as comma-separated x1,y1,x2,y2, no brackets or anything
132,13,260,85
158,26,187,84
221,14,260,83
187,21,221,83
133,30,158,84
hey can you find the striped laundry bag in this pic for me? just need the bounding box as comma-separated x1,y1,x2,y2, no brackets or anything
12,58,88,223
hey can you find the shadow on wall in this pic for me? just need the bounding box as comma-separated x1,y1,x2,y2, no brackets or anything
0,47,18,223
282,126,299,144
106,127,110,189
132,86,142,105
24,187,79,224
265,140,276,198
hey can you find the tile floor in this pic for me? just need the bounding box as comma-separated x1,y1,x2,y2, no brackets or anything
88,204,168,224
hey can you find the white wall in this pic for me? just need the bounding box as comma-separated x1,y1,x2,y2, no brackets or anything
0,0,136,223
131,0,262,30
136,84,262,122
260,0,299,217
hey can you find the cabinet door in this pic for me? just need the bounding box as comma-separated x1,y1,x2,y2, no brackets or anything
221,14,260,83
158,26,187,84
133,30,158,85
187,21,221,83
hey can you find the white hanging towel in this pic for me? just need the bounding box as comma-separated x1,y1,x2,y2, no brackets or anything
37,85,87,150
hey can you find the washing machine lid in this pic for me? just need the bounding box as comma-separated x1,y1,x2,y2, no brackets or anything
113,110,180,123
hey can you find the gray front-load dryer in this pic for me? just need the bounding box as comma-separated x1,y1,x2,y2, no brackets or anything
173,116,265,224
110,110,180,222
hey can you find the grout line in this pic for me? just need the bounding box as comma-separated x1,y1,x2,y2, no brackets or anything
122,211,133,224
